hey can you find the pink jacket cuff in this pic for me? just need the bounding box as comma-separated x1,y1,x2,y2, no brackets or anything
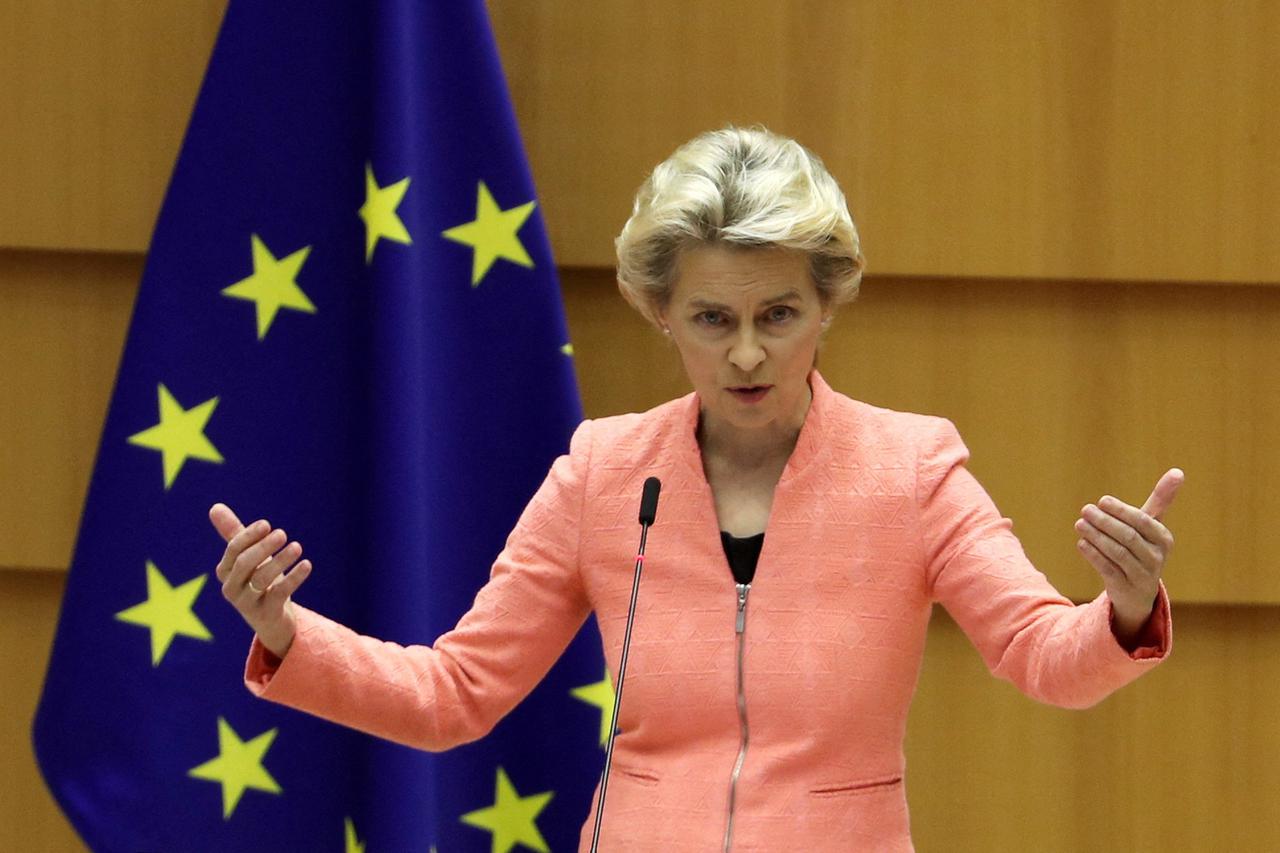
1103,580,1172,662
243,605,324,699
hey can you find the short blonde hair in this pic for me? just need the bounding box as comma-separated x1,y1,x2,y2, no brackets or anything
615,126,865,327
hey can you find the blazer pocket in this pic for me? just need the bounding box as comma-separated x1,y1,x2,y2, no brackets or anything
809,774,903,798
610,763,660,787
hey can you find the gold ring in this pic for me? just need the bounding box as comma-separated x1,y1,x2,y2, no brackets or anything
248,580,265,595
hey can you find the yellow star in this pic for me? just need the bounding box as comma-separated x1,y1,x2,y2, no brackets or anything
188,717,282,819
459,766,554,853
127,383,223,490
222,234,316,339
571,668,616,746
560,343,574,357
359,162,412,263
441,181,536,287
344,817,365,853
115,560,212,666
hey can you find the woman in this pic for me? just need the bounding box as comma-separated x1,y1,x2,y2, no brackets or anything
212,127,1181,851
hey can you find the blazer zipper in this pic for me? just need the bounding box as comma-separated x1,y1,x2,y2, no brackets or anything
723,582,751,853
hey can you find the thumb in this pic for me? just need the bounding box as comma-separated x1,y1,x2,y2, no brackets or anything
1140,468,1185,520
209,503,246,542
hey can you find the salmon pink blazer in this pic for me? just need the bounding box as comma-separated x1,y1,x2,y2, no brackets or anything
245,371,1170,851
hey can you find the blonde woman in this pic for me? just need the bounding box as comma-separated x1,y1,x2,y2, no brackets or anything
212,126,1181,851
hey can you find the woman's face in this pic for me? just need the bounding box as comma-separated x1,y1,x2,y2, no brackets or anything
659,244,829,443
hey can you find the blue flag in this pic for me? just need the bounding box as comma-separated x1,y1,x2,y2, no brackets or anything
33,2,607,850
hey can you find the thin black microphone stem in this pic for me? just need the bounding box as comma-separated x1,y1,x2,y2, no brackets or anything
589,522,651,852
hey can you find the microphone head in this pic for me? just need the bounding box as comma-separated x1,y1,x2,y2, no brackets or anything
638,477,661,525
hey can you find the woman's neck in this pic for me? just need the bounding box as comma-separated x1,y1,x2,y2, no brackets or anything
697,384,811,471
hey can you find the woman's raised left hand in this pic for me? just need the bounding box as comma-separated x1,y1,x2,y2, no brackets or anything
1074,468,1184,640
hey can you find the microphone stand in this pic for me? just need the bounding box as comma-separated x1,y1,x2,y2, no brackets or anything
590,477,660,852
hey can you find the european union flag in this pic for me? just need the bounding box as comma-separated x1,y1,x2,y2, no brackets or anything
34,2,606,850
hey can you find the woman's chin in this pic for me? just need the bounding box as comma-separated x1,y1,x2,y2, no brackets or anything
708,401,777,432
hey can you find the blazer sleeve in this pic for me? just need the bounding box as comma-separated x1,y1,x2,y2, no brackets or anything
241,419,595,749
917,418,1171,709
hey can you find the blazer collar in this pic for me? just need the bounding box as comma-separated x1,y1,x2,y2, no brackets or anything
674,369,832,486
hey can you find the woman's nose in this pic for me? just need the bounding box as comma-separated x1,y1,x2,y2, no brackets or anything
728,330,766,372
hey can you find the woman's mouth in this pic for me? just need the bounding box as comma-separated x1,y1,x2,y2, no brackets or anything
727,385,772,404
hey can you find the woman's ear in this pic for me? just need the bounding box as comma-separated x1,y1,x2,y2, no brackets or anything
655,306,671,336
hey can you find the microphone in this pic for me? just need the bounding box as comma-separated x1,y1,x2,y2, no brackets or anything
590,476,661,853
638,476,660,526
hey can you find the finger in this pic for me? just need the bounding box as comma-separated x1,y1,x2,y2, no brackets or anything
1078,537,1127,586
209,503,245,542
250,541,303,592
228,527,287,592
1082,502,1162,566
238,528,287,589
1074,517,1151,581
1097,495,1174,553
266,559,312,601
215,518,270,583
1140,468,1185,520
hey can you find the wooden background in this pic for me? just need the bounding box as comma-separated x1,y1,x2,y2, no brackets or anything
2,1,1276,850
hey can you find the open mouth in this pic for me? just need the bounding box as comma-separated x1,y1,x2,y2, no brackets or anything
727,385,772,403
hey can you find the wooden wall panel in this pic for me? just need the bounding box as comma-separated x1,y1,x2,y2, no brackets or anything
493,1,1280,283
9,262,1267,603
0,2,224,252
0,250,139,570
906,605,1280,852
560,268,1277,604
4,2,1276,286
0,570,87,852
828,275,1277,606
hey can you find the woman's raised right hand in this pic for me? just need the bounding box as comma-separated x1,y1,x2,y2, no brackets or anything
210,502,313,659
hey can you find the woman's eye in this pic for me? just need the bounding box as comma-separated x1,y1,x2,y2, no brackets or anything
697,311,727,327
765,306,795,323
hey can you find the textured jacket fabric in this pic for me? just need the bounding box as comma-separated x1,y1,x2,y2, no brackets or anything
244,371,1171,851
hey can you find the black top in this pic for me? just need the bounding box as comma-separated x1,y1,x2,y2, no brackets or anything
720,531,765,586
